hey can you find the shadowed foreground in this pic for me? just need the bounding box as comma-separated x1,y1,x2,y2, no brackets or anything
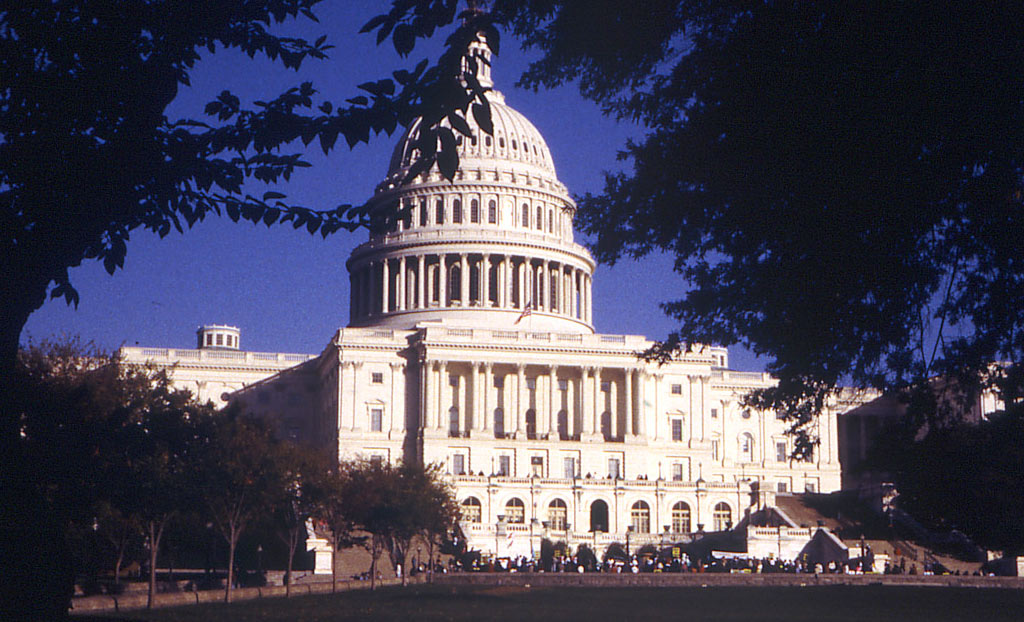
78,583,1024,622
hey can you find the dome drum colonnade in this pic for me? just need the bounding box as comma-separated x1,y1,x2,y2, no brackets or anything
345,37,595,334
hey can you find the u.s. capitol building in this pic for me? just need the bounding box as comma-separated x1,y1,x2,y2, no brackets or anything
123,42,845,557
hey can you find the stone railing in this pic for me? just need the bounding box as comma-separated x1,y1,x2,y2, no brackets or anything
121,347,316,367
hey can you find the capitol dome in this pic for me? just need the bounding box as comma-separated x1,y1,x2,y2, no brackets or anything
346,39,595,334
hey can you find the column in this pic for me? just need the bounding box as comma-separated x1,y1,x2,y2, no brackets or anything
467,362,479,435
417,255,426,309
460,254,469,307
481,253,490,307
364,262,374,315
516,364,526,437
350,362,363,431
501,255,511,308
635,369,646,439
570,269,578,319
567,370,576,437
437,361,448,431
421,359,433,431
541,260,549,311
548,365,558,438
593,367,602,437
481,363,492,433
438,255,447,307
582,367,595,435
381,259,390,313
625,368,634,437
585,274,593,323
390,362,405,433
397,256,406,311
518,260,527,308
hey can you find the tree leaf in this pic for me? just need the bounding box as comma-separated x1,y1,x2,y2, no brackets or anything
471,102,493,136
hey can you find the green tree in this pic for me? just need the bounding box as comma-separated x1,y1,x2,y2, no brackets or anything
8,339,206,617
875,400,1024,553
194,410,293,603
362,1,1024,451
305,460,364,593
119,388,211,608
270,446,329,597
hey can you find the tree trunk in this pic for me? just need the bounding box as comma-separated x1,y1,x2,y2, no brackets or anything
225,526,237,603
285,527,298,598
331,535,338,593
147,519,165,609
427,538,435,583
370,539,377,591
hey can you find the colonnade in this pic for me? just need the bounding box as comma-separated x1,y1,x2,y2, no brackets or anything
350,252,593,324
420,361,671,442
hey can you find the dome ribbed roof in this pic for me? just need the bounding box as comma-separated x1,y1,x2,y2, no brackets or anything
386,89,557,181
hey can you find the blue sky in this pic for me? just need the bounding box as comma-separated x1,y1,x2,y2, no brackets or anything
22,1,763,372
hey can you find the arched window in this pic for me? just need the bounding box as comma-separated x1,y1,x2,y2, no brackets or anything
419,199,428,227
713,502,732,532
470,199,480,223
488,200,497,224
671,502,691,534
461,497,481,523
536,205,543,230
505,498,525,524
453,199,462,223
499,136,505,148
525,409,537,440
449,264,461,304
435,199,444,224
448,406,459,437
493,408,504,437
548,209,554,232
485,135,492,148
630,501,651,534
548,499,567,531
739,433,754,462
521,203,530,227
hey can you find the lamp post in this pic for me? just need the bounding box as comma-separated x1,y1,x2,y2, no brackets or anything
626,525,634,558
695,472,707,534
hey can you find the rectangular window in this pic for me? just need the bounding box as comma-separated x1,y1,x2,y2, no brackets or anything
498,455,510,476
607,458,620,479
558,379,568,391
449,374,459,387
216,334,223,346
710,408,718,419
711,440,720,461
452,454,465,476
526,378,536,390
371,372,384,384
530,456,544,477
805,482,816,493
370,408,383,432
206,334,213,346
671,419,683,441
671,384,682,395
494,376,504,389
563,457,576,479
370,455,383,467
777,482,788,493
671,463,684,481
776,441,787,462
600,381,611,392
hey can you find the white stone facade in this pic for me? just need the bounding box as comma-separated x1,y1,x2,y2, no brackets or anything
123,41,847,557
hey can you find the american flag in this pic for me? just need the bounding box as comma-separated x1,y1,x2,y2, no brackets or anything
514,301,533,324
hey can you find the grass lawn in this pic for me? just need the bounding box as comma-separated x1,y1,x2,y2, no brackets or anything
76,584,1024,622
